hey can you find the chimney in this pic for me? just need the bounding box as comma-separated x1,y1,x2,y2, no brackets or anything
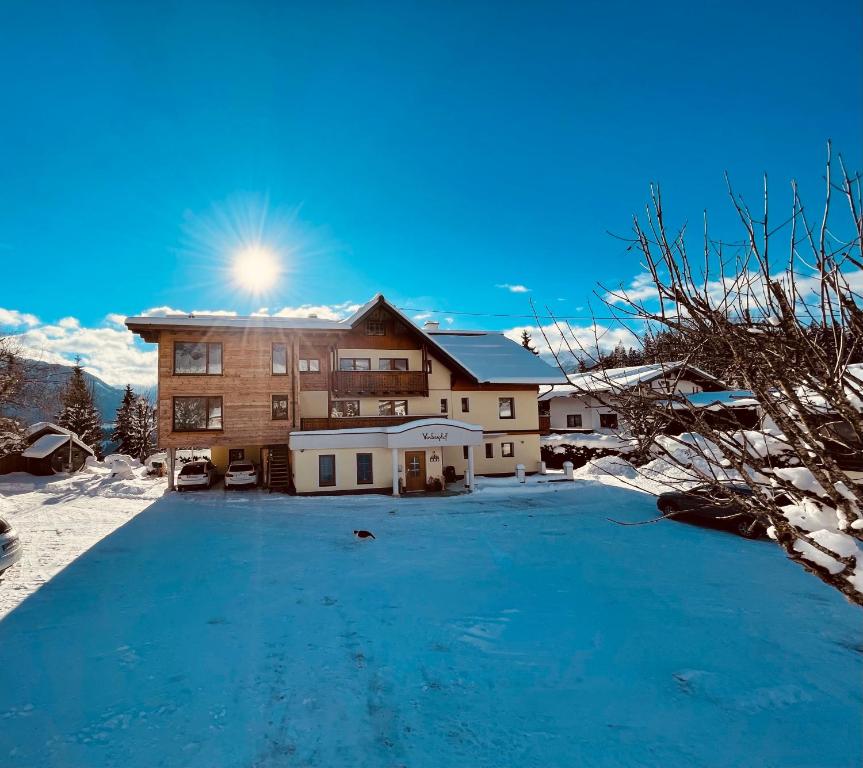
423,320,440,331
308,313,318,319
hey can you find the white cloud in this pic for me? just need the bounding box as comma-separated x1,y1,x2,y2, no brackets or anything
4,311,158,389
139,306,238,318
0,308,40,328
604,273,659,305
503,322,638,368
413,312,432,321
271,302,360,320
496,284,531,293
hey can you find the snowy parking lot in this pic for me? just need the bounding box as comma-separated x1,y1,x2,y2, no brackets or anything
0,471,860,767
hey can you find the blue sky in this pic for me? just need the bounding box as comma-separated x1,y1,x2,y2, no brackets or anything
0,0,860,386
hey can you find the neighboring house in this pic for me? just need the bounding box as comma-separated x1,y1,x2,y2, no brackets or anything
0,422,95,476
538,362,728,435
125,294,563,495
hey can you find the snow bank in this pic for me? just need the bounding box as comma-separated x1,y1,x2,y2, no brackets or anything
541,432,638,453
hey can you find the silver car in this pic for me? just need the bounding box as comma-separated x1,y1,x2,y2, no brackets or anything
0,517,21,576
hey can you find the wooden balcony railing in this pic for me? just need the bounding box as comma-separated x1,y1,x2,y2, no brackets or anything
331,369,429,397
300,415,437,431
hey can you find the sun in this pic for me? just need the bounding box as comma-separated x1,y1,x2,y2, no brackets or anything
232,246,281,293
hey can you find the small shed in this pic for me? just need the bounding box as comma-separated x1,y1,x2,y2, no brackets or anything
18,423,95,475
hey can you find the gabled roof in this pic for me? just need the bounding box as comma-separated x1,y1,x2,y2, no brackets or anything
538,361,724,400
25,422,76,439
429,331,565,385
22,433,95,459
127,293,564,386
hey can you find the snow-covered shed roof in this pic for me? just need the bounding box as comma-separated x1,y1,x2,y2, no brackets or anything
25,422,76,439
538,361,723,400
22,433,95,459
428,331,566,385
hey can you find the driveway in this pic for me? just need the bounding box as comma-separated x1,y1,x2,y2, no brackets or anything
0,481,859,767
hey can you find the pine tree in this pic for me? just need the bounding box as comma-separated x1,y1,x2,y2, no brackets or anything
127,396,156,462
520,330,539,355
111,384,136,454
56,359,103,457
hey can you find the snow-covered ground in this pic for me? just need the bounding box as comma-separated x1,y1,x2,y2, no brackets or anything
0,473,860,767
0,468,165,618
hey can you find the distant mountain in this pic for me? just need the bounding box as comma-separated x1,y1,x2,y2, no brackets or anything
4,360,128,428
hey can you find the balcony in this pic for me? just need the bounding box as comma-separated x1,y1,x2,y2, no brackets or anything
331,369,429,397
300,415,436,431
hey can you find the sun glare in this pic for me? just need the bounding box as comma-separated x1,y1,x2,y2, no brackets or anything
233,246,281,293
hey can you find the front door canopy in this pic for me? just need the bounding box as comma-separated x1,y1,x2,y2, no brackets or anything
290,418,483,451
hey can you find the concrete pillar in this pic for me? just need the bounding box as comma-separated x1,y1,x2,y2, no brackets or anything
563,460,574,480
466,445,475,491
167,447,175,491
391,448,400,496
516,463,526,483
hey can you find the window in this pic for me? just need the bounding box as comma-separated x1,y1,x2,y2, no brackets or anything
599,413,619,430
272,343,288,375
356,453,373,485
501,442,514,457
339,358,371,371
318,455,336,487
498,397,515,419
379,358,408,371
379,400,408,416
485,443,494,459
173,396,223,431
461,397,470,412
366,320,386,336
330,400,360,417
271,395,290,420
566,414,583,428
174,342,222,375
299,358,320,373
463,446,469,460
228,448,245,463
440,398,448,414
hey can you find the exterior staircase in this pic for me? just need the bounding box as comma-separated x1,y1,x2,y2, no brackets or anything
268,445,292,493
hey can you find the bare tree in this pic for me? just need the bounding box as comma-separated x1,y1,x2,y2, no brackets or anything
538,145,863,604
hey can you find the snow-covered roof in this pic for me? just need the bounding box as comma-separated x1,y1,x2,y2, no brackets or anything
428,332,566,385
128,293,565,386
25,422,76,439
538,361,722,400
669,390,760,410
124,314,343,331
22,433,95,459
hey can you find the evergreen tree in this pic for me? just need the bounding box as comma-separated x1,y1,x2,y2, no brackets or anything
520,330,539,355
56,359,103,457
127,396,156,462
111,384,136,454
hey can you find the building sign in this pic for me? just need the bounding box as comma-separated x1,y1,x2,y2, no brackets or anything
422,431,448,442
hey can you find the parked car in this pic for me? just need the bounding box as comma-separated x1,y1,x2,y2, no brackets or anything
0,517,22,576
177,460,219,491
224,461,258,489
656,483,766,539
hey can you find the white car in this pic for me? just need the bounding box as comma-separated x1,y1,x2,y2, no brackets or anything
176,460,219,491
224,461,258,489
0,517,21,576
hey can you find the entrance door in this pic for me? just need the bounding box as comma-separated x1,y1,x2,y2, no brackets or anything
404,451,427,492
